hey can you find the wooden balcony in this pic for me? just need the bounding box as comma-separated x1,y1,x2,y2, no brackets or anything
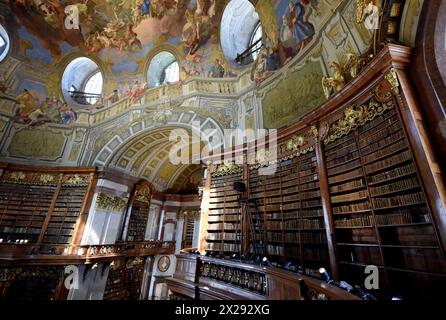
0,241,176,267
166,255,360,300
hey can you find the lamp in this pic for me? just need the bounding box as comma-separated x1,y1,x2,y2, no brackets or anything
261,256,270,266
319,267,333,283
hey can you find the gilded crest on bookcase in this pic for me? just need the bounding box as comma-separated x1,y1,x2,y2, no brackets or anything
63,174,91,187
212,161,242,177
135,186,151,204
324,99,395,144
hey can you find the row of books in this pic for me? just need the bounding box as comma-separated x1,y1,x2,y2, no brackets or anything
0,226,41,234
374,212,423,226
328,159,362,176
335,216,374,228
356,109,397,135
365,150,412,174
207,222,239,231
370,176,420,196
358,119,400,149
361,129,405,156
367,162,416,185
328,168,363,185
330,178,365,194
209,208,240,215
269,219,323,230
331,190,368,204
363,139,407,165
267,245,284,256
327,151,360,169
325,140,357,161
332,201,371,214
372,192,424,209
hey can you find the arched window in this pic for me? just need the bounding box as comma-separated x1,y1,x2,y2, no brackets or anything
220,0,262,65
147,51,179,87
61,57,103,106
84,71,103,104
0,24,10,63
249,22,263,62
161,61,180,85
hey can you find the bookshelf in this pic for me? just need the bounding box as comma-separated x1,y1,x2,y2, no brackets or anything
206,170,242,254
0,170,94,245
324,106,446,298
250,150,329,274
126,184,152,242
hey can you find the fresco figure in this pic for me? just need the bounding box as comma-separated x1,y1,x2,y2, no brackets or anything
280,14,297,55
208,59,225,78
287,1,315,51
59,103,77,125
15,89,37,123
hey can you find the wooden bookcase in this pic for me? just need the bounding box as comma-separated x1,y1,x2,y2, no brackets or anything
201,45,446,299
206,171,242,254
126,183,152,242
0,168,95,245
249,150,329,275
324,107,446,297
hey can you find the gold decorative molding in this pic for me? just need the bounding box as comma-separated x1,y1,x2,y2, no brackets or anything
126,257,144,269
212,161,242,177
324,99,395,144
385,68,400,94
39,174,55,185
286,135,306,152
96,193,128,211
63,174,91,187
10,171,26,182
135,186,151,204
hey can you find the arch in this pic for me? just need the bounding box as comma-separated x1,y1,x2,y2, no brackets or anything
220,0,261,65
87,111,225,169
61,56,104,108
144,44,182,87
0,23,10,63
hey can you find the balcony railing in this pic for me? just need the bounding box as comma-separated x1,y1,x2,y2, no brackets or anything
0,241,176,266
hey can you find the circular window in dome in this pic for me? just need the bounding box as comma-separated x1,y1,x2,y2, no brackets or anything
147,51,180,87
220,0,262,66
0,23,10,63
61,57,103,107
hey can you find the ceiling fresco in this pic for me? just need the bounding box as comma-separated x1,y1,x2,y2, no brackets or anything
0,0,425,191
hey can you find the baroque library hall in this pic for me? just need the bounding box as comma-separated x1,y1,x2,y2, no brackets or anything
0,0,445,304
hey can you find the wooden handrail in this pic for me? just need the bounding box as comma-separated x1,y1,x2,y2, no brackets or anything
167,255,360,300
0,241,176,267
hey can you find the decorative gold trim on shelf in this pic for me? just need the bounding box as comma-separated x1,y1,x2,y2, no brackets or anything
96,193,128,211
39,174,55,185
324,99,395,145
212,161,242,177
135,186,151,204
1,171,60,186
386,68,400,94
63,174,91,187
286,135,305,152
126,257,144,269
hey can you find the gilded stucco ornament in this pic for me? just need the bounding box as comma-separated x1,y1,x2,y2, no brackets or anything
324,99,395,144
286,135,306,152
212,161,242,177
96,193,128,211
135,187,151,204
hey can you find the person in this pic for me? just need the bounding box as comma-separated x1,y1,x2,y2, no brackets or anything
208,59,225,78
280,14,297,55
266,47,281,71
59,103,77,124
16,89,36,123
104,90,120,104
288,1,315,51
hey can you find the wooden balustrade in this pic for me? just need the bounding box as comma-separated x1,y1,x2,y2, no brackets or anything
166,255,359,300
0,241,176,267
